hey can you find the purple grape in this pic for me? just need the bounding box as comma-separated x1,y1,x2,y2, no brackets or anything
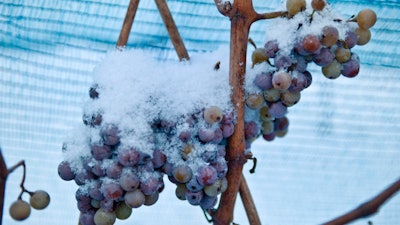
211,158,228,178
269,101,288,118
118,147,140,167
58,161,75,181
89,84,99,99
101,181,123,201
106,162,123,179
201,148,218,163
274,117,289,132
119,170,140,191
303,70,312,88
162,162,173,176
80,211,95,225
178,130,191,142
137,151,151,165
76,187,91,202
274,54,293,69
244,121,259,140
144,192,159,206
220,122,234,138
289,71,307,92
264,40,279,58
341,54,360,78
262,132,276,141
221,112,234,124
186,177,203,192
313,47,334,66
211,128,223,144
185,190,204,206
140,176,160,195
74,170,96,186
152,149,166,169
100,124,120,146
200,195,218,210
88,182,105,201
90,160,106,177
253,72,273,91
198,127,216,143
196,166,218,186
294,55,308,72
172,165,193,183
100,199,115,212
345,31,358,49
77,199,93,213
83,113,102,127
90,144,112,161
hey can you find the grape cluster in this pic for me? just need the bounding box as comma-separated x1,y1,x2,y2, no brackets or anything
245,0,376,146
9,190,50,221
59,83,232,225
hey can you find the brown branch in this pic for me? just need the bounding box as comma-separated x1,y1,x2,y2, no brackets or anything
116,0,140,48
322,177,400,225
214,0,234,17
239,174,261,225
0,150,7,225
155,0,189,61
255,10,288,21
212,1,258,224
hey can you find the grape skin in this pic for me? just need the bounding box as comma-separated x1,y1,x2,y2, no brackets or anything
357,9,377,29
355,28,371,46
9,200,31,221
30,190,50,210
93,208,116,225
286,0,306,16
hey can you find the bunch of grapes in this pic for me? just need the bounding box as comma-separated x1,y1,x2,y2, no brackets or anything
9,190,50,221
58,82,233,225
245,0,376,147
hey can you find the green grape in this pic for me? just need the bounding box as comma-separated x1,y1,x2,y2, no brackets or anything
9,200,31,221
115,202,132,220
175,184,187,200
251,48,269,66
356,28,371,45
29,190,50,210
144,192,159,206
357,9,377,29
259,106,273,121
125,190,145,208
322,60,342,79
335,46,351,63
246,93,265,109
261,120,274,134
263,88,281,102
286,0,306,16
93,208,116,225
281,91,301,107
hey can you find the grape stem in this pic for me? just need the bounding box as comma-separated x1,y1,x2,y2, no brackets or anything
0,149,30,225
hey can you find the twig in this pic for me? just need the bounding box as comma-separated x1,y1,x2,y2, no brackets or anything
239,174,261,225
116,0,140,48
155,0,190,61
321,177,400,225
214,0,234,17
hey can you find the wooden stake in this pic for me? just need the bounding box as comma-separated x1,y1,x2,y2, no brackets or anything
116,0,140,48
239,174,262,225
0,150,7,225
154,0,189,61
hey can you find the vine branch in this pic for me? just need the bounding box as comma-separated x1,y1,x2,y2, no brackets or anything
321,177,400,225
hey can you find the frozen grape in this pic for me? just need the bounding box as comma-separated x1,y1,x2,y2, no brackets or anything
204,106,223,124
211,158,228,178
125,190,145,208
220,122,234,138
355,27,371,45
345,31,358,49
259,106,273,122
117,147,139,167
185,190,204,206
74,170,96,186
274,117,289,132
262,132,276,141
91,144,112,161
140,176,160,195
100,124,120,146
272,71,292,91
264,40,279,58
178,130,191,142
196,165,218,186
93,208,116,225
29,190,50,210
58,161,75,181
115,202,132,220
261,120,274,134
101,181,123,201
212,128,224,144
119,170,140,191
200,195,218,210
335,46,351,63
302,34,321,54
322,60,342,79
274,54,293,69
321,26,339,47
198,128,216,143
281,91,300,107
263,88,281,102
9,200,31,221
251,48,269,66
152,149,166,169
172,165,193,183
286,0,306,16
89,182,104,201
313,47,334,66
181,144,194,160
246,93,265,109
244,121,259,140
356,9,377,29
144,192,159,206
289,71,307,92
106,162,123,179
186,177,203,192
89,84,99,99
80,211,95,225
311,0,326,11
83,113,102,127
269,101,288,118
175,184,187,200
341,54,360,78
